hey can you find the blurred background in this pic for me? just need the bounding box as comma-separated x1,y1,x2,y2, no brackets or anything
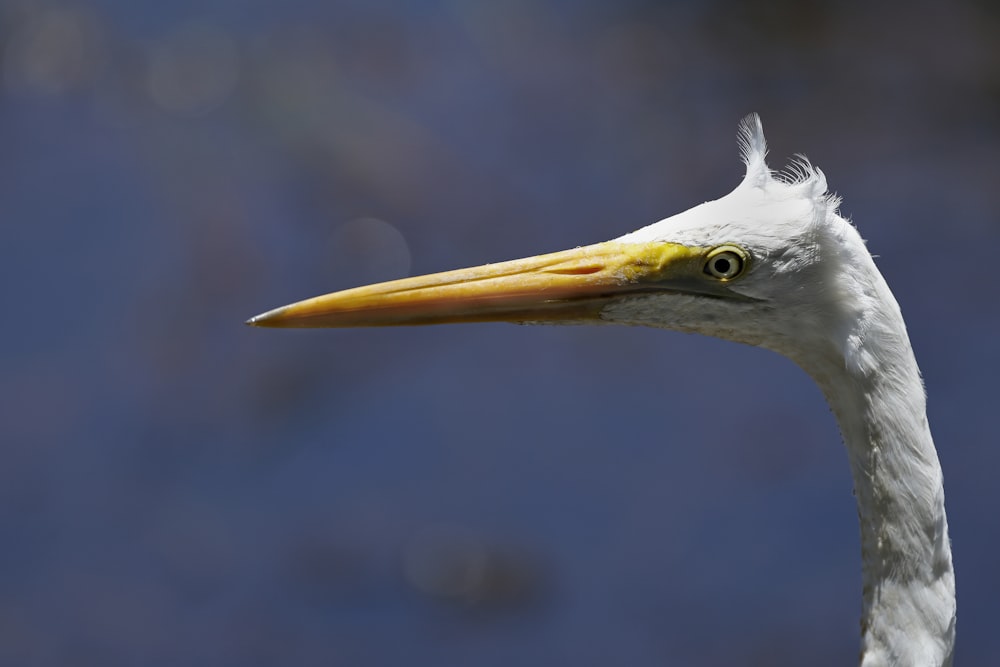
2,0,997,665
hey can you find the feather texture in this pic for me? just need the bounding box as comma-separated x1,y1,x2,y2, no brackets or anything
610,118,955,665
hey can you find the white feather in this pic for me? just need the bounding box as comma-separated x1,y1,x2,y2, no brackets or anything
610,118,955,666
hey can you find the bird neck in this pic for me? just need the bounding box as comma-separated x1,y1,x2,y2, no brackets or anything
800,272,955,666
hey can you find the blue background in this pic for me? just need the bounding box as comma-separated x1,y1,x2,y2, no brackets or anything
2,1,997,664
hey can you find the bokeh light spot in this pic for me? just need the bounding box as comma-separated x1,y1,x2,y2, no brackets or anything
329,217,412,285
3,8,105,97
146,22,239,116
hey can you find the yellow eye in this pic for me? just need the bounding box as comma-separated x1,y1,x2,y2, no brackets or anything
704,245,748,280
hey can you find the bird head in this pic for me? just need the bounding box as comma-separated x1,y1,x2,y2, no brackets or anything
249,115,864,367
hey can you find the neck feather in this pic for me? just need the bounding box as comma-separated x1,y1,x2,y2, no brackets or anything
796,260,955,666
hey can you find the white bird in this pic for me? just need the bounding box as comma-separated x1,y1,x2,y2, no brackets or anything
249,116,956,665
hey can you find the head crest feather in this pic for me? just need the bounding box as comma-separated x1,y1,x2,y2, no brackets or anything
736,114,838,212
738,113,769,188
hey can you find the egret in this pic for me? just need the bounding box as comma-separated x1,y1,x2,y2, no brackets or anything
249,116,955,665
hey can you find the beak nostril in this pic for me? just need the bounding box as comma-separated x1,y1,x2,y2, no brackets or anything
547,265,603,276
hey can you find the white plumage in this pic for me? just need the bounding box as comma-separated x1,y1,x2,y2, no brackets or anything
251,115,956,665
611,116,955,665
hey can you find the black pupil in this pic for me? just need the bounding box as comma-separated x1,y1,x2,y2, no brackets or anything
714,257,732,275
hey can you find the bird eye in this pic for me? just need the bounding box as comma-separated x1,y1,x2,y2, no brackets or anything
704,246,748,280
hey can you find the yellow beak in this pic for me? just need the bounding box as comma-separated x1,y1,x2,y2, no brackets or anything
247,240,706,328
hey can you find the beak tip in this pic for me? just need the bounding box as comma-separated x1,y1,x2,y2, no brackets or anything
246,306,286,327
